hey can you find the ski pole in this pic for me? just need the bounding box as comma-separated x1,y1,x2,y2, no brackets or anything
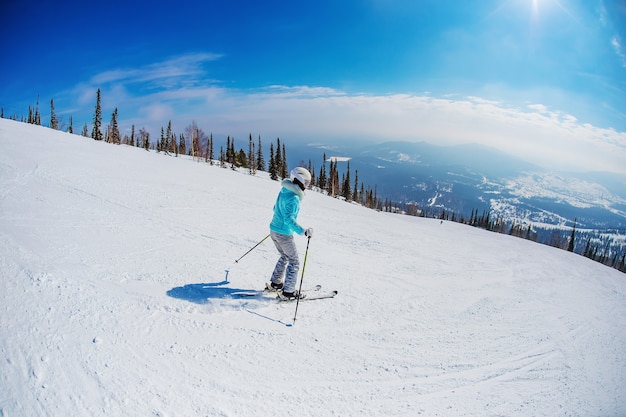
234,234,270,263
292,236,311,325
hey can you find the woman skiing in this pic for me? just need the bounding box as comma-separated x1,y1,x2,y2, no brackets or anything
268,167,313,299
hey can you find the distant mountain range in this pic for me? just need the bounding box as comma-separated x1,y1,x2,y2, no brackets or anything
289,140,626,231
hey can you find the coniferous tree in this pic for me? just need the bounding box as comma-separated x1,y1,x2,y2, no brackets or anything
219,146,226,168
248,134,256,175
275,138,282,178
328,158,340,197
172,124,178,155
130,125,135,147
365,186,374,208
225,136,231,165
327,159,335,196
158,127,165,152
568,218,577,252
353,169,359,202
178,133,185,156
342,161,352,200
237,148,247,169
307,159,315,187
164,121,173,153
91,89,103,140
256,135,265,172
34,96,41,125
109,108,120,144
318,153,327,191
206,133,214,164
269,143,277,180
82,123,89,137
281,143,288,179
68,115,74,134
50,99,58,130
226,136,237,168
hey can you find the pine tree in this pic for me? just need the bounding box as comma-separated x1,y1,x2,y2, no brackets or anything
165,121,173,154
68,115,74,134
342,161,352,200
307,159,315,186
256,135,265,172
219,146,226,168
206,133,214,164
318,153,327,190
281,143,288,179
327,159,335,196
226,136,231,165
275,138,282,178
50,99,58,130
353,169,359,202
130,125,135,147
237,148,248,168
82,123,89,137
248,134,256,175
226,136,237,168
567,218,576,252
91,89,103,141
158,127,165,152
269,143,277,180
178,133,185,156
34,96,41,125
109,108,120,144
525,225,532,240
328,158,340,197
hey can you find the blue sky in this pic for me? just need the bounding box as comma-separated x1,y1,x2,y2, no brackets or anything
1,0,626,174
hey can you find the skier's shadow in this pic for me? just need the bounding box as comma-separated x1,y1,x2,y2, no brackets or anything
166,280,254,304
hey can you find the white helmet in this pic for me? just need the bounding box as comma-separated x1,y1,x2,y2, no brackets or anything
290,167,311,188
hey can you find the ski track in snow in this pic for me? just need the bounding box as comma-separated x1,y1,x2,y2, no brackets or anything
1,119,625,417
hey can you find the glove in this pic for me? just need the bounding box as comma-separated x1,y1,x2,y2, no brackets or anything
304,228,314,238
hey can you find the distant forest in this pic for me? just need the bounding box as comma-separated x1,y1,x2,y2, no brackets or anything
2,91,624,273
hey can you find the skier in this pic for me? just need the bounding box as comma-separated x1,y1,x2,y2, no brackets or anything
268,167,313,299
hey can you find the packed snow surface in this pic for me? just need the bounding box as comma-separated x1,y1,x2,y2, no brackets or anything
1,119,625,416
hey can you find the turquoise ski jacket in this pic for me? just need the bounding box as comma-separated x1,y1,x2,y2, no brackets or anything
270,179,305,236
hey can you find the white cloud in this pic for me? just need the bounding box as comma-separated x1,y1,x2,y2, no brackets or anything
180,89,626,174
611,36,626,67
68,54,626,175
90,53,222,88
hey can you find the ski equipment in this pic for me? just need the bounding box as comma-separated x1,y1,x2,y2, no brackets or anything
292,236,311,324
277,290,338,302
234,234,270,263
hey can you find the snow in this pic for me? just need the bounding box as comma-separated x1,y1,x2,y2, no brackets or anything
504,172,626,211
1,118,625,417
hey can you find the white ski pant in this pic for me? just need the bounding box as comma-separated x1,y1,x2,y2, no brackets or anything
270,231,300,293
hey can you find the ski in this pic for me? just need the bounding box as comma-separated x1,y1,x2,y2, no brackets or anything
264,282,321,293
230,283,322,298
276,290,338,302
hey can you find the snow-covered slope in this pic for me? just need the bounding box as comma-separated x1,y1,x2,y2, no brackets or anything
1,118,625,417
